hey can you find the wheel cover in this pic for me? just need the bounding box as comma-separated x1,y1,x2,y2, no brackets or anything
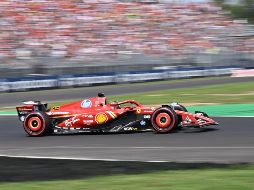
155,113,171,128
27,117,42,132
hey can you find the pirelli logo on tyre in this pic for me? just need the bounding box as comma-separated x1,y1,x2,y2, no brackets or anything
95,113,108,124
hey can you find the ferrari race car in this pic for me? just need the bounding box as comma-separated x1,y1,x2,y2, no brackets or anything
16,93,218,137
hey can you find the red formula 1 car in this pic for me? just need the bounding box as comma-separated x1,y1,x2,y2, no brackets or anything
16,93,218,137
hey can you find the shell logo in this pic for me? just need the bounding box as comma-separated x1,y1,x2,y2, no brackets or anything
95,113,108,124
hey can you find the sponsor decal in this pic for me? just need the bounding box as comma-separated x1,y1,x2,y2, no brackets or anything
81,99,92,108
95,113,108,124
18,108,33,111
140,120,146,126
52,106,60,110
65,116,80,127
20,116,25,122
143,110,154,113
124,127,133,131
47,111,70,115
83,114,93,118
19,111,30,115
83,120,94,124
185,116,192,123
136,108,141,114
144,115,151,119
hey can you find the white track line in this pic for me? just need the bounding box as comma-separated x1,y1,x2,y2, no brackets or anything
0,154,230,163
1,146,253,162
0,155,128,162
1,146,254,152
0,154,173,162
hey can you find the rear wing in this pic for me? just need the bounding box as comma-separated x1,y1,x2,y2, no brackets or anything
16,101,48,121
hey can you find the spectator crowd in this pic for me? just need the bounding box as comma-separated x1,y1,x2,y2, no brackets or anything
0,0,254,61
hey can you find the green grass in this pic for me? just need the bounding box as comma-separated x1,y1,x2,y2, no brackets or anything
48,81,254,107
0,76,226,97
107,81,254,105
1,80,254,113
1,166,254,190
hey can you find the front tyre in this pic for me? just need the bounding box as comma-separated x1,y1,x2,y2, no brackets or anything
23,112,52,137
151,107,178,133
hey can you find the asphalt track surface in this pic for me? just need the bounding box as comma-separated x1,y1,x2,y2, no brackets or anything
0,115,254,163
1,76,254,107
0,77,254,163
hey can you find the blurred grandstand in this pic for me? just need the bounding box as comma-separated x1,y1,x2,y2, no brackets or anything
0,0,254,78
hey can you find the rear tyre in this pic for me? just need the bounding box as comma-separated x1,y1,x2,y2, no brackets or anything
151,107,178,133
23,112,52,137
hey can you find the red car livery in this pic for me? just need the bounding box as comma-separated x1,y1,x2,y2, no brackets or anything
16,93,218,137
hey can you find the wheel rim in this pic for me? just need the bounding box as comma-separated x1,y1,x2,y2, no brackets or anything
155,113,171,128
27,117,42,132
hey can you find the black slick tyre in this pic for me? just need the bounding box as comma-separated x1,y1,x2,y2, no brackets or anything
23,112,52,137
151,107,178,133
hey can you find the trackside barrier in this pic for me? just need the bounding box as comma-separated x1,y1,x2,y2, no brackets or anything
0,67,241,92
8,79,58,91
115,71,168,83
58,75,115,87
231,69,254,77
